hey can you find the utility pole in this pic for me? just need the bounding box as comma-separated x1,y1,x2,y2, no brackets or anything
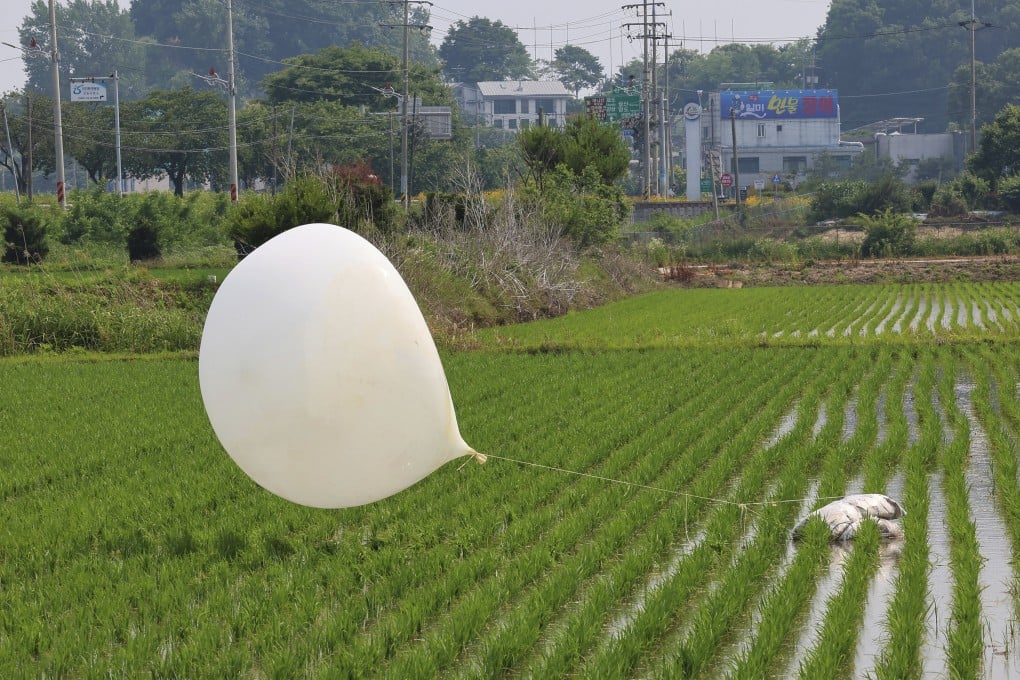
622,2,665,198
48,0,65,208
382,1,431,209
226,0,238,202
959,2,990,153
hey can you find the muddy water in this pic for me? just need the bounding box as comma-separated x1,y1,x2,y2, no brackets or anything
956,295,969,329
852,472,906,678
985,299,1004,332
904,376,920,446
971,300,986,330
843,397,859,443
941,294,954,330
909,294,928,333
956,379,1020,678
927,297,941,333
782,542,853,676
875,293,903,335
924,471,953,679
765,404,800,450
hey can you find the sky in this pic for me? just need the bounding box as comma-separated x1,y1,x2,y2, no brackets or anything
0,0,832,94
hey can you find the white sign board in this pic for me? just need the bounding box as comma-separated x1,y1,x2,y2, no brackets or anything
754,179,766,191
70,81,107,102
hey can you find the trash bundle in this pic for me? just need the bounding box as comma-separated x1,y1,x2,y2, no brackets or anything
792,493,905,541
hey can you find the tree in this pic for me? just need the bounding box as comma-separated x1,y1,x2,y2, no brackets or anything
62,101,118,185
128,0,436,97
20,0,148,100
0,92,55,196
561,116,631,185
552,45,604,97
968,104,1020,186
439,18,532,82
122,87,227,197
262,44,450,111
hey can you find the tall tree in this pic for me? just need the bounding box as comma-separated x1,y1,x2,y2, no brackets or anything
439,18,532,82
261,44,451,110
19,0,148,100
0,92,55,196
61,100,118,185
122,87,227,196
967,104,1020,187
551,45,604,97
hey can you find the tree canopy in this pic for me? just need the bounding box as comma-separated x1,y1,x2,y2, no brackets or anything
439,18,533,82
968,104,1020,186
552,45,604,97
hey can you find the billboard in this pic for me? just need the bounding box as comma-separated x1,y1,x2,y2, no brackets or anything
719,90,838,120
585,93,641,123
70,81,107,102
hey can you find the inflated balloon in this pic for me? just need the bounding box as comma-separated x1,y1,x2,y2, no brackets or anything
199,223,481,508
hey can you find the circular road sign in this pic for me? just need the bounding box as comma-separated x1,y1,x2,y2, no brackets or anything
720,172,733,187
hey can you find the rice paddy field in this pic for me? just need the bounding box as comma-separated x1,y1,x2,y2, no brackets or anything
5,281,1020,677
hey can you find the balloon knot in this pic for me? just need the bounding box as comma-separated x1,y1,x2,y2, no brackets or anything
472,451,488,464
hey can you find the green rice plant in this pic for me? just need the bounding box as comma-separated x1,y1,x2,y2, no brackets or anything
795,521,881,677
937,355,985,680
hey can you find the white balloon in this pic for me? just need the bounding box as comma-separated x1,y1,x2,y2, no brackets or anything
199,223,477,508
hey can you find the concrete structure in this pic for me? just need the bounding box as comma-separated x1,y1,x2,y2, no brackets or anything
874,130,966,183
700,89,864,192
453,81,572,131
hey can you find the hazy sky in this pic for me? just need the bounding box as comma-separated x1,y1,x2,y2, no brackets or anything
1,0,831,93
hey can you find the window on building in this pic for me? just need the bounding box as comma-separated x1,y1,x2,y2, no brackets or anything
782,156,808,174
757,123,766,138
535,98,555,116
508,118,518,129
519,119,530,129
833,154,852,170
520,99,530,114
493,100,516,114
733,157,760,174
776,124,783,132
494,119,504,129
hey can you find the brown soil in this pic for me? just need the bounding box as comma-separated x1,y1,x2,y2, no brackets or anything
679,255,1020,288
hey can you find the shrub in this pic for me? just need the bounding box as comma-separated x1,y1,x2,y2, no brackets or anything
520,165,629,248
996,175,1020,213
326,161,399,234
127,224,161,261
2,205,49,264
857,208,917,257
929,184,968,217
225,175,336,255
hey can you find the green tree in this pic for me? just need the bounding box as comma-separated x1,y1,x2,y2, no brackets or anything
262,44,450,110
439,18,532,82
122,87,227,197
19,0,148,100
62,101,118,186
967,104,1020,187
561,116,631,185
552,45,604,97
0,93,55,196
518,116,629,189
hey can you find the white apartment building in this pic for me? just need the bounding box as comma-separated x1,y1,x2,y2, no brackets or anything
453,81,572,130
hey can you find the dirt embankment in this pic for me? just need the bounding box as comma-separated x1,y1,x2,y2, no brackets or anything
679,255,1020,288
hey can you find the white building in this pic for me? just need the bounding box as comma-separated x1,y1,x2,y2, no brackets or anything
701,89,863,188
453,81,572,130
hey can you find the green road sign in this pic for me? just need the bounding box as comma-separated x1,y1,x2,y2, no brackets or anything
585,94,642,122
700,178,712,193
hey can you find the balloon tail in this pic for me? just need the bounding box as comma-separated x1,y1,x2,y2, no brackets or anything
472,451,488,464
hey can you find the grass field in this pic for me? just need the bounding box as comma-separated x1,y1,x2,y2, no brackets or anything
3,283,1020,677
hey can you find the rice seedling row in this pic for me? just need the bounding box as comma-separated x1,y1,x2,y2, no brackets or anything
9,283,1020,675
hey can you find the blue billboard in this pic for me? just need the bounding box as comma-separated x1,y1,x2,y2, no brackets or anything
719,90,838,120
